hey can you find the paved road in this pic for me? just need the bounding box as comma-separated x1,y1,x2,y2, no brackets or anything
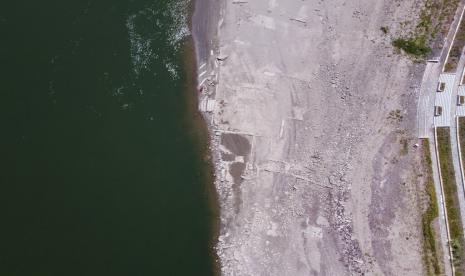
418,62,438,138
417,2,465,275
418,0,465,136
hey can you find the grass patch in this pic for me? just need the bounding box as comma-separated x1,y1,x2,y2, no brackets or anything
392,0,459,59
417,0,460,40
445,15,465,72
436,127,465,274
458,118,465,272
393,37,431,57
421,139,442,275
459,117,465,165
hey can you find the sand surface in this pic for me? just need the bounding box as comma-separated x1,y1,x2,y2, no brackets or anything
196,0,434,274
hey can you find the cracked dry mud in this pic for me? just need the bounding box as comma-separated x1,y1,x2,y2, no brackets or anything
206,0,433,274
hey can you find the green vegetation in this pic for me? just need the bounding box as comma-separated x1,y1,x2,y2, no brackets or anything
436,127,465,275
445,17,465,72
392,0,459,59
416,0,459,39
393,37,431,57
458,117,465,164
421,139,442,275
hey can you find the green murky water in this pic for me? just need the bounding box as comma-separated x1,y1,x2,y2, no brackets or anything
0,1,216,275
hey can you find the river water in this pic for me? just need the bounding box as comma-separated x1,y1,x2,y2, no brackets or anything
0,0,216,275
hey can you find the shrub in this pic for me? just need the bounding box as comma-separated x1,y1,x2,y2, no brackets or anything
392,37,431,57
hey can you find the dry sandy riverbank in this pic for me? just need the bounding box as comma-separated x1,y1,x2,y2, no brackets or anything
194,0,435,274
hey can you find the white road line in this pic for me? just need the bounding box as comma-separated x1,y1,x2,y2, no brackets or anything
279,119,285,138
198,70,207,78
199,63,206,70
199,78,208,87
461,65,465,85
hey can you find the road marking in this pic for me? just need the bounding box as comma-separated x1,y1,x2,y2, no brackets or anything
199,78,208,87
